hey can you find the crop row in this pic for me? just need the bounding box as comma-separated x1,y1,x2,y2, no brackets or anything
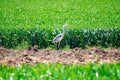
0,27,120,49
0,63,120,80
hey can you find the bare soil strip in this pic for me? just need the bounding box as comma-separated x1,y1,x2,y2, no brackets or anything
0,46,120,65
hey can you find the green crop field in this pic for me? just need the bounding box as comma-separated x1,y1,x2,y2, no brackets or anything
0,63,120,80
0,0,120,80
0,0,120,49
0,0,120,29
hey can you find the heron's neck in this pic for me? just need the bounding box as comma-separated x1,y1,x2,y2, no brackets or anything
62,25,65,35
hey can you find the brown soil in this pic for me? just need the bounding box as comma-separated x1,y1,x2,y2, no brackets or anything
0,46,120,65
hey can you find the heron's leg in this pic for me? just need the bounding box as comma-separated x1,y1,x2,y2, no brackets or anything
56,42,59,50
56,42,60,50
58,41,60,50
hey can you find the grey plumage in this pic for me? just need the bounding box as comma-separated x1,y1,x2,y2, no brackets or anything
53,33,64,43
52,24,68,50
52,24,68,43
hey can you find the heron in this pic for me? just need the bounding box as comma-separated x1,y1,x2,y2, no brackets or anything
52,24,68,50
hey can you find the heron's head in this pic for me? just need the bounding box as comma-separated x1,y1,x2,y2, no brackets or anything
63,23,69,27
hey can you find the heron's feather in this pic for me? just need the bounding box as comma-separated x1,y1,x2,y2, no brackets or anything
53,33,64,43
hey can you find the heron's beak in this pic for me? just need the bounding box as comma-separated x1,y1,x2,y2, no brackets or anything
64,23,69,27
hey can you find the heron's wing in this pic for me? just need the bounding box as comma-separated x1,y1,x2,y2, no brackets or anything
53,33,63,43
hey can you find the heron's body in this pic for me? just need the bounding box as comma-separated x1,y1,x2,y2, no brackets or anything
53,33,64,43
52,24,68,50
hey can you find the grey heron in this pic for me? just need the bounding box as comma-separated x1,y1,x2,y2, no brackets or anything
53,24,68,50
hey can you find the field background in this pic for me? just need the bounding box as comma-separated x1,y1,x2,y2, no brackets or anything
0,0,120,49
0,0,120,29
0,0,120,80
